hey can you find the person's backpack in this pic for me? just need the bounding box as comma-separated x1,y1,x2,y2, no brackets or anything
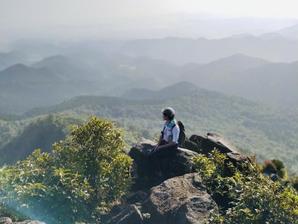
176,121,186,147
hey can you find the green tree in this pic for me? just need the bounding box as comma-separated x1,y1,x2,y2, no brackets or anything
0,117,132,223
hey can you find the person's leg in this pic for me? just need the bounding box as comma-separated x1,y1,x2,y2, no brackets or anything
149,143,178,176
159,144,178,177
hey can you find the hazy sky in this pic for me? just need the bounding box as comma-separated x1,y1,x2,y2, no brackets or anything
1,0,297,27
0,0,297,45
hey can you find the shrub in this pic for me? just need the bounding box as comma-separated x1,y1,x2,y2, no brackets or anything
289,176,298,191
193,150,298,224
0,117,133,223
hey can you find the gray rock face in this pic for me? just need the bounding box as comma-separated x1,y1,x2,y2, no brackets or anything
14,221,45,224
106,135,250,224
106,173,218,224
0,217,13,224
142,173,218,224
106,204,144,224
189,133,239,155
189,133,250,164
0,219,45,224
129,140,198,190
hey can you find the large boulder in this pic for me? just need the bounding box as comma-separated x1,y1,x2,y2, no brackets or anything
106,173,218,224
14,222,45,224
189,133,239,155
0,217,12,224
142,173,218,224
0,218,45,224
188,133,253,176
129,140,198,190
189,133,250,165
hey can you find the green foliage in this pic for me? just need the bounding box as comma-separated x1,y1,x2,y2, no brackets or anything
290,176,298,191
0,117,132,223
20,93,298,173
0,114,84,166
192,155,216,178
192,151,298,224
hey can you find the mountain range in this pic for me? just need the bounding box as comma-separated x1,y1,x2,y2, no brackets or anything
182,55,298,107
0,51,30,70
120,35,298,65
22,82,298,173
0,50,297,114
276,24,298,40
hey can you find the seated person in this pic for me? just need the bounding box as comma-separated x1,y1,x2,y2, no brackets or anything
149,107,180,176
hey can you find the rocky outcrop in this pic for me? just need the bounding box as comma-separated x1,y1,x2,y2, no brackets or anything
129,135,250,190
189,133,250,165
0,218,45,224
0,217,12,224
129,140,198,190
14,221,45,224
107,133,251,224
106,173,218,224
142,173,218,224
189,133,240,155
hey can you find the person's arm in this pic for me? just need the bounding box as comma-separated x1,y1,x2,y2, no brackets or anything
157,125,165,146
153,126,164,152
170,125,180,145
157,134,162,146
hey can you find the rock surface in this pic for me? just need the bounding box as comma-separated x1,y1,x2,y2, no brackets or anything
129,140,199,190
0,219,45,224
14,221,45,224
0,217,12,224
106,173,218,224
107,133,250,224
142,173,218,224
189,133,250,164
189,133,239,155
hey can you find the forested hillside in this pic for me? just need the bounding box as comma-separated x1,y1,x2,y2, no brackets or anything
17,82,298,173
0,115,83,165
0,117,297,224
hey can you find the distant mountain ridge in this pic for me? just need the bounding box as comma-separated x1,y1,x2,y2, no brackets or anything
0,63,61,83
0,48,297,114
184,54,269,78
120,36,298,64
122,82,198,100
277,24,298,40
0,51,30,70
0,52,182,114
181,56,298,107
0,62,100,114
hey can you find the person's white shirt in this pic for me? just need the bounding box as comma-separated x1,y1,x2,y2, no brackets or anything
162,119,180,144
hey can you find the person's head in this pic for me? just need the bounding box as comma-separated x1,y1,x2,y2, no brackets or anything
162,107,175,121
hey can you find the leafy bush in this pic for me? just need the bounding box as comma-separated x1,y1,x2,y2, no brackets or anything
0,117,132,223
193,150,298,224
